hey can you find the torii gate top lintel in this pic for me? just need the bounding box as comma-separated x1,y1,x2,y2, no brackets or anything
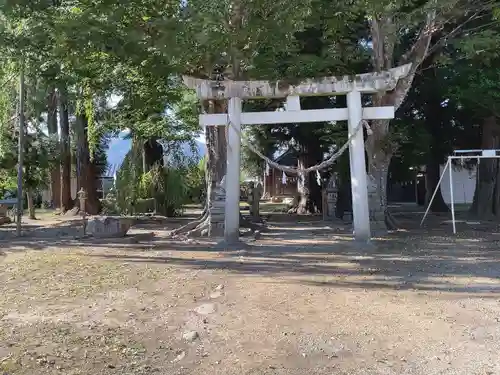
183,63,412,100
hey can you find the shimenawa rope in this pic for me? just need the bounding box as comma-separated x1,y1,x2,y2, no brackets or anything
226,114,373,176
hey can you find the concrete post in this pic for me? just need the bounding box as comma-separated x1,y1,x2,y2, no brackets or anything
224,97,242,244
347,90,371,242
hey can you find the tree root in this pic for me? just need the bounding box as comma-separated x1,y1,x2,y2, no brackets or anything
170,212,268,239
367,208,385,231
240,215,268,233
63,206,81,217
285,195,321,215
384,210,399,230
184,217,212,237
170,212,208,235
169,210,212,237
370,209,399,232
288,207,310,215
287,204,319,215
169,216,219,239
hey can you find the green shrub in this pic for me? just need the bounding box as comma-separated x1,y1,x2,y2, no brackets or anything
184,158,206,203
115,161,191,217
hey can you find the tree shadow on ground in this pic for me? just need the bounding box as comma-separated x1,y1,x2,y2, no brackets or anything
1,212,500,296
85,219,500,295
0,214,200,250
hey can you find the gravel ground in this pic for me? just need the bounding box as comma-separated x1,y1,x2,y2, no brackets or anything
0,215,499,374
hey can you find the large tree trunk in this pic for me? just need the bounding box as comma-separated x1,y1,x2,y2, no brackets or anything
366,70,419,231
47,87,60,209
309,171,322,213
367,10,435,231
172,0,246,237
205,116,228,235
141,146,148,174
425,158,449,213
469,116,500,219
144,138,164,169
294,154,322,215
208,121,227,202
171,100,227,237
58,84,73,212
296,156,311,214
26,188,35,220
139,137,164,174
366,119,397,230
75,113,101,215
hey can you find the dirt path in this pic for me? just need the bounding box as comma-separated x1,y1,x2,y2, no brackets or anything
0,219,500,374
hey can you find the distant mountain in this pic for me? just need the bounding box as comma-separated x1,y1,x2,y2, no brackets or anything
106,137,132,174
105,137,205,176
180,140,206,161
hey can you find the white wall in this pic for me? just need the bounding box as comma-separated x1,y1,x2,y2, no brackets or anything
439,164,476,204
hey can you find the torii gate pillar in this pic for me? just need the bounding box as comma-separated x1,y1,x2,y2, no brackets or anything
225,97,243,243
347,90,370,241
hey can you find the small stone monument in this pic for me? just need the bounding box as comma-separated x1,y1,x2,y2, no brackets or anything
323,174,338,220
77,188,88,235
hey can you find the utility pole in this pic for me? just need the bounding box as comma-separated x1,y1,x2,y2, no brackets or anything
16,58,25,236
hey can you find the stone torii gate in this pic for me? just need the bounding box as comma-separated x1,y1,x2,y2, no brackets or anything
184,64,411,244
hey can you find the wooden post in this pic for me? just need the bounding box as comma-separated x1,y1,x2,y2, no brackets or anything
224,97,242,244
347,90,371,241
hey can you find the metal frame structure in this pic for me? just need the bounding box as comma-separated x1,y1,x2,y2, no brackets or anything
421,149,500,233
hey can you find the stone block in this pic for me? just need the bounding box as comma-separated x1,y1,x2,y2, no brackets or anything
0,216,11,225
87,216,135,238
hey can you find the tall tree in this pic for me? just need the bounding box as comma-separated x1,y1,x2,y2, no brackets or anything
235,0,369,215
57,84,73,212
46,87,60,208
363,0,499,229
449,61,500,218
170,0,316,235
440,12,500,218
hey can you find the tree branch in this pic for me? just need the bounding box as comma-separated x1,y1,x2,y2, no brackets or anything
426,10,488,56
399,8,437,70
384,4,438,110
371,17,385,72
